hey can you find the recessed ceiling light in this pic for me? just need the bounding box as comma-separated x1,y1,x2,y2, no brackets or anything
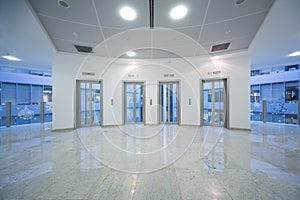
288,51,300,57
170,5,188,20
58,0,70,8
235,0,246,6
72,32,79,37
225,28,231,35
126,51,136,57
119,6,137,21
1,55,21,61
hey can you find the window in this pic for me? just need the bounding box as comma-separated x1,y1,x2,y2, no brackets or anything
285,81,299,102
285,64,299,71
250,85,260,102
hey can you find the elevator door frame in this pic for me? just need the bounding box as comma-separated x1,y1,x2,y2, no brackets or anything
124,82,145,124
159,81,180,124
201,79,228,128
76,80,103,128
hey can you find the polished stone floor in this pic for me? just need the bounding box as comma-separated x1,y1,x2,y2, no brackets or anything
0,122,299,199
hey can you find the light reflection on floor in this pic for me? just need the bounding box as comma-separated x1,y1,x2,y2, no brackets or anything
0,122,299,199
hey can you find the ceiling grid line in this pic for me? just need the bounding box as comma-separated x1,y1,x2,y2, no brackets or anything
203,9,269,26
193,0,211,56
37,13,99,27
91,0,111,57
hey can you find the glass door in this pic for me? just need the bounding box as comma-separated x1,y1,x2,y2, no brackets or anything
202,80,226,126
125,82,144,123
160,82,179,123
77,81,101,127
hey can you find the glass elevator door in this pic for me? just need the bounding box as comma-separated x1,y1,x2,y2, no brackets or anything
77,81,101,127
160,82,179,124
202,80,226,126
125,82,144,123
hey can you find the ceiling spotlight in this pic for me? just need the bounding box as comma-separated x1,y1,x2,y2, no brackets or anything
170,5,188,20
119,6,137,21
1,55,21,61
235,0,246,6
126,51,136,57
58,0,70,8
287,51,300,57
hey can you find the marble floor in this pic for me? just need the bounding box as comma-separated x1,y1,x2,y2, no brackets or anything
0,122,299,199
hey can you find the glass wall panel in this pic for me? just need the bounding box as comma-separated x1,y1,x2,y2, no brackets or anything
17,84,30,104
32,85,43,103
2,83,16,104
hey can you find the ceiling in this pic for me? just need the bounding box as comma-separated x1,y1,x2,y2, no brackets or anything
27,0,274,59
1,0,300,72
0,0,56,72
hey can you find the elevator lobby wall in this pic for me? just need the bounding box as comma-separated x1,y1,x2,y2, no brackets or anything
52,51,250,130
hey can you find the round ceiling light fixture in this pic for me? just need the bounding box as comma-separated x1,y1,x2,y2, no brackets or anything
126,51,136,57
235,0,246,6
119,6,137,21
58,0,70,8
170,5,188,20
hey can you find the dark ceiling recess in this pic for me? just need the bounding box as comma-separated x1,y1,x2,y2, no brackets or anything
210,42,231,53
74,45,93,53
149,0,154,28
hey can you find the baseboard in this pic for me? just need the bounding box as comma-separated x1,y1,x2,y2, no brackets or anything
52,127,75,132
228,127,251,131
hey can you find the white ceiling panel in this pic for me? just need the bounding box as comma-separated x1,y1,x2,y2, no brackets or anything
205,0,274,24
155,0,209,28
102,27,126,41
38,15,104,45
29,0,98,26
174,26,201,42
151,28,198,48
104,29,152,49
94,0,149,29
52,38,78,54
199,11,267,44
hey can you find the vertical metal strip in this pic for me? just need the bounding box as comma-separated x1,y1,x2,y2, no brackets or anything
89,83,93,126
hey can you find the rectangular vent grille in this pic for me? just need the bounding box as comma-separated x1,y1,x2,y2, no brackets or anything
74,45,93,53
210,42,231,53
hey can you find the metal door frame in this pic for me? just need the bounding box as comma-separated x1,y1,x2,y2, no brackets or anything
159,81,180,124
201,79,227,127
124,82,145,124
76,80,103,128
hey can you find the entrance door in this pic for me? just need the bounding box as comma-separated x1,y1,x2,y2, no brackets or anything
202,80,226,126
76,81,101,127
160,82,179,124
124,82,144,123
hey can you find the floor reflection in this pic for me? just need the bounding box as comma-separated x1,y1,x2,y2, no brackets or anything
0,122,299,199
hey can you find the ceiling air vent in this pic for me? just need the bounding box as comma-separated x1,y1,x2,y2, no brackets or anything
210,42,231,53
74,45,93,53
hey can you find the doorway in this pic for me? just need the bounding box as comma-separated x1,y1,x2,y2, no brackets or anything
160,82,179,124
124,82,144,123
76,81,102,127
202,79,227,126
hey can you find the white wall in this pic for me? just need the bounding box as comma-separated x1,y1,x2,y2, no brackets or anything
52,51,251,130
